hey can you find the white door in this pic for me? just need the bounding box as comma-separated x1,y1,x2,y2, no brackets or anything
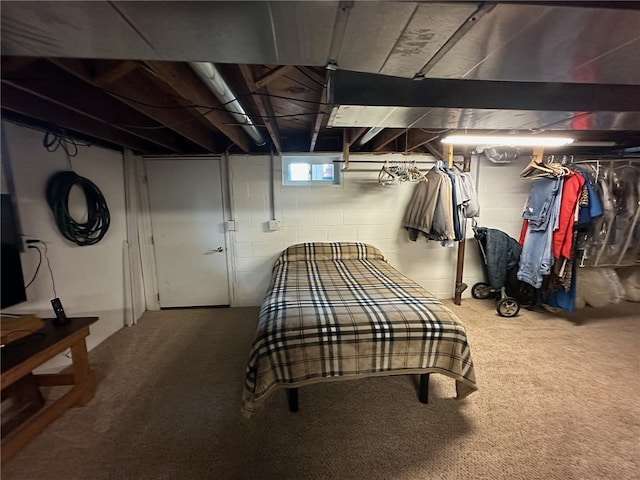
145,158,229,307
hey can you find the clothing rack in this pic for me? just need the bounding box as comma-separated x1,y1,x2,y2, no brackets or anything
333,159,465,166
337,151,474,304
570,157,640,268
520,153,639,269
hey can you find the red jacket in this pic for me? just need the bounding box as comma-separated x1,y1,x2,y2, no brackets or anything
552,173,585,259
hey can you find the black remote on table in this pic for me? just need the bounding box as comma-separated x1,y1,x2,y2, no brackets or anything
51,297,70,326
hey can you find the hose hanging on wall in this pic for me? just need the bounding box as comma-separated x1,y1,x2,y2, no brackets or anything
46,171,110,246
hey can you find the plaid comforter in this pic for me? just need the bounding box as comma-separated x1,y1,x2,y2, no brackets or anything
242,242,477,417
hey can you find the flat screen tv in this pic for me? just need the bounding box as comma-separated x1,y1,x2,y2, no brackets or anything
1,193,27,309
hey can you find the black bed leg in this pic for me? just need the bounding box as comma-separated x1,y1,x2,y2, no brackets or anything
419,374,430,404
287,388,299,413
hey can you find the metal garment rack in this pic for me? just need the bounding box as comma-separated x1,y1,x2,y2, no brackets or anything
570,157,640,268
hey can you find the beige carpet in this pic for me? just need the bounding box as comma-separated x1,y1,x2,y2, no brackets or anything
2,299,639,480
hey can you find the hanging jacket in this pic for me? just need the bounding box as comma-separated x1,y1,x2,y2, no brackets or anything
404,169,446,240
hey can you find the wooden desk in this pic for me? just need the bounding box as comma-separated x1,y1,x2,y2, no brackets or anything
1,317,98,464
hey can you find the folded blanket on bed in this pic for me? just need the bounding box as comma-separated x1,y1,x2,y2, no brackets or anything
242,242,477,417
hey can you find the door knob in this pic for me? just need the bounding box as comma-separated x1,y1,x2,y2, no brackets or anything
204,247,224,254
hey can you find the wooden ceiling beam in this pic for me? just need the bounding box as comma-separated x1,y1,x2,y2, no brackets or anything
1,83,161,154
50,58,218,153
238,64,281,152
404,130,442,152
2,61,189,153
423,141,444,160
371,128,406,152
348,127,368,147
297,67,326,87
309,76,328,152
92,61,138,87
142,61,251,152
254,65,295,89
1,56,37,75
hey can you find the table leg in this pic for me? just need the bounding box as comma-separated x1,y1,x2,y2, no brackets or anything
70,339,96,407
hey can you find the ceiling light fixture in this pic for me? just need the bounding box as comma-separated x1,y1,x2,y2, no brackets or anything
440,135,574,147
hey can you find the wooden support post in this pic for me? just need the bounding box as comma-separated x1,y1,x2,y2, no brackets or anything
70,339,96,406
453,148,471,305
343,128,350,170
446,144,454,168
532,146,545,164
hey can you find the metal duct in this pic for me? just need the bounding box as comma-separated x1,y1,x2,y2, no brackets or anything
190,62,266,146
481,147,520,164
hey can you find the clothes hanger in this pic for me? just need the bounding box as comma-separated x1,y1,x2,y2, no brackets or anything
408,165,428,182
520,158,557,178
542,155,569,176
378,162,398,185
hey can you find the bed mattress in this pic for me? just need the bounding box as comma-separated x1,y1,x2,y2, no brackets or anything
242,242,477,417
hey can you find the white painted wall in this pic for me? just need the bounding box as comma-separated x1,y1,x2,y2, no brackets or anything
1,120,532,367
228,153,531,307
2,121,131,371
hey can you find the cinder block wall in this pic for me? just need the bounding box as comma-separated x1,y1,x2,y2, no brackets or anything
229,153,530,307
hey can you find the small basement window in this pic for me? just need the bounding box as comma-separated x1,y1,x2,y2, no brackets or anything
282,155,342,186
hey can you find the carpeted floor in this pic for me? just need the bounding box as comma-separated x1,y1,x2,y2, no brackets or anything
2,299,639,480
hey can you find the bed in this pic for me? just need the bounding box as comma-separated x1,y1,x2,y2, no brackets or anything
242,242,477,418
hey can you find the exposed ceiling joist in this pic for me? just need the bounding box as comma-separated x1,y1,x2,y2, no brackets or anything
1,56,37,75
142,61,252,152
237,64,282,152
403,130,442,152
298,66,326,87
254,65,295,89
1,83,163,154
92,61,138,87
423,141,444,160
347,127,368,146
1,1,639,156
50,58,218,153
371,129,406,152
309,73,329,152
1,60,191,153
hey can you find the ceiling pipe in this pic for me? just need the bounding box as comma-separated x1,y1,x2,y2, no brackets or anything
190,61,267,146
357,126,385,147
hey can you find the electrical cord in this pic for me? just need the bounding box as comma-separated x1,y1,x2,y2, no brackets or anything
45,171,110,246
41,241,57,298
42,128,91,157
25,241,58,297
102,87,328,112
24,245,42,289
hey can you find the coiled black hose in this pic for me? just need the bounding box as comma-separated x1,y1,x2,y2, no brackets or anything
46,171,110,246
